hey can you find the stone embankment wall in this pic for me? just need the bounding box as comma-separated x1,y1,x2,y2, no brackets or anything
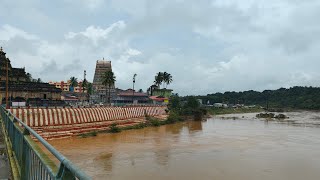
9,106,167,140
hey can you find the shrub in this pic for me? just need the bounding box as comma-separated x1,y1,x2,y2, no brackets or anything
149,118,161,126
109,123,121,133
79,131,97,138
166,111,183,124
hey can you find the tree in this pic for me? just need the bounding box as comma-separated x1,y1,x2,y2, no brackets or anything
138,89,143,93
69,77,78,92
154,72,164,88
86,82,93,95
168,95,181,112
102,71,116,105
163,72,173,88
81,79,87,93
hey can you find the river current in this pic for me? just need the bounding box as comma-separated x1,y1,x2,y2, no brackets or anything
48,111,320,180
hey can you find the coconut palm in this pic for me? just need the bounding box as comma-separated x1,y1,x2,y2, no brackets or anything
154,72,164,88
86,82,93,95
81,79,87,93
102,71,116,105
163,72,173,88
69,77,78,92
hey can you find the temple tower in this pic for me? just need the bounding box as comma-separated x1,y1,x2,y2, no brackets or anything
91,59,115,103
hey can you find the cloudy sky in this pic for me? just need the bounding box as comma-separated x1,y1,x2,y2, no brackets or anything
1,0,320,95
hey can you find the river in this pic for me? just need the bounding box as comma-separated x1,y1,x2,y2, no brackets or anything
48,111,320,180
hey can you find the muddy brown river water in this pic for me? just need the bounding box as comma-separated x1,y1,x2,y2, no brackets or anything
48,112,320,180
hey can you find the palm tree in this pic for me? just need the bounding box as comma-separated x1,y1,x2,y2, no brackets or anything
69,77,78,92
154,72,164,88
81,79,88,103
81,79,87,93
102,71,116,105
163,72,173,88
87,82,93,95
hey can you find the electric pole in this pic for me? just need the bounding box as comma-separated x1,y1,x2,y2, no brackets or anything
132,74,137,104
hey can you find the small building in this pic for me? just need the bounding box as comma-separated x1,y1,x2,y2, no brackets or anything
113,89,149,105
48,80,87,93
149,96,169,105
149,88,173,98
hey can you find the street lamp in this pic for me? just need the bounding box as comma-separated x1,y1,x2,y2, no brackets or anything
132,74,137,104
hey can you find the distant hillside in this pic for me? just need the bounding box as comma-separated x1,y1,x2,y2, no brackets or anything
196,86,320,110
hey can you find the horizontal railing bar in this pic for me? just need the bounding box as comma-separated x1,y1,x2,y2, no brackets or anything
1,106,91,180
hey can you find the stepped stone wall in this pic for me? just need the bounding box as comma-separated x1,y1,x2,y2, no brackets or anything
8,106,167,140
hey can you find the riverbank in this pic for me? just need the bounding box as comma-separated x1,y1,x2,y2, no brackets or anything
48,111,320,180
207,107,263,115
79,114,180,138
78,107,264,138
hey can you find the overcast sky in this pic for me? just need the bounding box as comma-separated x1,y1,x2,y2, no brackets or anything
1,0,320,95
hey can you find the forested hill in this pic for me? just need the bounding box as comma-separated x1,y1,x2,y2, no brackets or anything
196,86,320,110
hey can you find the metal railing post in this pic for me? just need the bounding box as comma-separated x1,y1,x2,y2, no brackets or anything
0,106,91,180
21,128,30,180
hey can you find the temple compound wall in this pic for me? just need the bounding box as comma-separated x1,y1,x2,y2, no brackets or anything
9,106,167,140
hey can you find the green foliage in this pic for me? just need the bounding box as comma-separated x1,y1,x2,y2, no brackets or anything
149,118,162,126
154,72,164,87
207,107,262,115
154,72,173,89
86,82,93,95
70,76,78,87
168,95,181,112
121,123,146,130
102,71,116,104
197,86,320,110
79,131,97,138
163,72,173,88
109,123,121,133
184,96,200,109
166,111,183,124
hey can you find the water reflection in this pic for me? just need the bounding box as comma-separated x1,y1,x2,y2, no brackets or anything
49,112,320,180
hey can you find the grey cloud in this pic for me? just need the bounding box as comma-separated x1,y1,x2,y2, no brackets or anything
1,0,320,95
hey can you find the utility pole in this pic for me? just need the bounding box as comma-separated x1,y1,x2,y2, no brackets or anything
6,58,9,109
83,70,86,105
132,74,137,104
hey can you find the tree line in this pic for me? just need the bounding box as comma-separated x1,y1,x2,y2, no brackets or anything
195,86,320,110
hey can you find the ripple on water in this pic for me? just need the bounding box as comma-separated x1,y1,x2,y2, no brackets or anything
48,111,320,180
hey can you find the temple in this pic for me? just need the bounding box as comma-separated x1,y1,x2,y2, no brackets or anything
0,47,63,106
91,59,116,103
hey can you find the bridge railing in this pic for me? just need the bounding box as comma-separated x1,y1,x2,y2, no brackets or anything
0,105,91,180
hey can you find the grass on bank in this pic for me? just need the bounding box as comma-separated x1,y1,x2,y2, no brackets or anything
78,96,264,138
78,112,184,138
207,107,263,115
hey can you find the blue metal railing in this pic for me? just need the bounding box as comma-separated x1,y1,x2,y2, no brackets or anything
0,106,91,180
